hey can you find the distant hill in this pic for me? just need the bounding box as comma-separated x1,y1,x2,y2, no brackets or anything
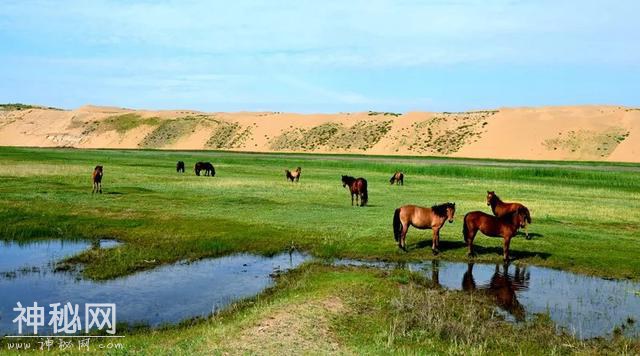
0,104,638,162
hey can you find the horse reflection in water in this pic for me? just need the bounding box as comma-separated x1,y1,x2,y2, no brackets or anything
430,261,530,321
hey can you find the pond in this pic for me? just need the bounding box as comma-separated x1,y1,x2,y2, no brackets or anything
0,240,309,336
0,240,638,340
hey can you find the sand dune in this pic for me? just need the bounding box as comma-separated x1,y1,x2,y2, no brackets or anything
0,105,638,162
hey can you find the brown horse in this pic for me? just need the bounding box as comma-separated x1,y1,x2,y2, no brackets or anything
393,202,456,253
463,209,528,261
92,165,103,194
341,175,368,206
389,171,404,185
486,191,532,239
285,167,301,182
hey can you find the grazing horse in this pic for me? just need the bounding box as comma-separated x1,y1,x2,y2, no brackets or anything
285,167,302,182
389,171,404,185
486,191,532,239
195,162,215,176
463,209,528,261
176,161,185,173
92,165,103,194
393,203,456,253
341,175,368,207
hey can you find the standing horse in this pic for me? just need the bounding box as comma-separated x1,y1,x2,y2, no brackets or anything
389,171,404,185
463,209,528,261
486,191,532,239
176,161,185,173
92,165,103,194
285,167,301,182
341,175,368,207
393,203,455,253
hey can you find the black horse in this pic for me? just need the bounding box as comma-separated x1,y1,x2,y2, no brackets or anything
176,161,185,173
195,162,215,176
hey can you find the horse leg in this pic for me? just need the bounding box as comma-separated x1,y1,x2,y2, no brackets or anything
466,228,477,257
432,227,440,255
355,193,359,206
503,236,512,261
400,224,409,251
99,182,102,194
351,193,354,206
524,224,530,240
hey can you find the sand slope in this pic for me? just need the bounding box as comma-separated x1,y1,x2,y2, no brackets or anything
0,105,638,162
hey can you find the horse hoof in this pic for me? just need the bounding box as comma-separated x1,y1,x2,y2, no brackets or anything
525,235,531,240
432,249,440,255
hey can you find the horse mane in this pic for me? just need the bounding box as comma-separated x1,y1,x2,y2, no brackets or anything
342,175,356,184
431,203,454,218
489,192,503,204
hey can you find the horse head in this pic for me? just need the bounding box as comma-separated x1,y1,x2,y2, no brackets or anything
341,175,348,187
446,203,456,223
486,191,496,206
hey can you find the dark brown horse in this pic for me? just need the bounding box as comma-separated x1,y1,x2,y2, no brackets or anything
393,203,455,253
341,175,368,207
92,165,103,194
463,209,528,261
176,161,185,173
486,191,532,238
285,167,301,182
195,162,215,176
389,171,404,185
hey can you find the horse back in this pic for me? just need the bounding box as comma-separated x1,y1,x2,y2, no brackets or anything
399,205,433,229
495,201,526,218
465,211,502,236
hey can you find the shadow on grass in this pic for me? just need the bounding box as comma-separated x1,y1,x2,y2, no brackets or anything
516,231,544,239
408,239,551,260
408,240,467,251
472,245,552,260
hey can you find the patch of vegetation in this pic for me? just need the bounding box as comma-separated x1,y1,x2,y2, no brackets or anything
270,123,342,151
392,111,495,154
327,120,393,150
139,117,200,148
205,121,254,149
543,128,630,158
0,103,62,111
73,113,160,136
368,111,401,117
270,121,392,152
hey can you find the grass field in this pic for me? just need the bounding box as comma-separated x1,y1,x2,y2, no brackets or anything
1,146,638,280
1,146,639,354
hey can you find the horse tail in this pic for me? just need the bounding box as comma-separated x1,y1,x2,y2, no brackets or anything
393,208,402,242
523,206,532,224
361,179,368,206
462,213,470,243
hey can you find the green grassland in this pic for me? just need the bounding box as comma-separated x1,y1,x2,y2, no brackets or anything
1,146,639,354
0,146,638,280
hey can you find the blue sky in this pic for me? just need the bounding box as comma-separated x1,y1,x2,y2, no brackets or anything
1,0,638,112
